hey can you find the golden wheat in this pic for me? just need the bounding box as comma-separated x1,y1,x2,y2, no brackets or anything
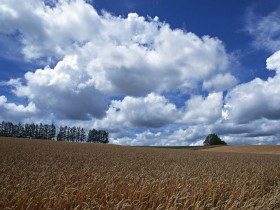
202,145,280,155
0,137,279,209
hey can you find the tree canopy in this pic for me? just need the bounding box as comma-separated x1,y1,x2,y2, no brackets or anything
203,133,227,146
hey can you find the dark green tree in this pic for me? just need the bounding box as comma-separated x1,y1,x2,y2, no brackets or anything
80,128,86,142
203,133,227,146
17,122,24,138
50,124,56,140
99,130,109,144
87,129,94,142
57,126,66,141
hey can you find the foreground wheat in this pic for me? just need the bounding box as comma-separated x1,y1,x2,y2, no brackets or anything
0,137,279,209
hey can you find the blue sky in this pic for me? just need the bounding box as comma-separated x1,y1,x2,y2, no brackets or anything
1,0,280,145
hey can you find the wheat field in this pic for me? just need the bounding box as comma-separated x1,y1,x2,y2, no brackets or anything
202,145,280,155
0,137,279,209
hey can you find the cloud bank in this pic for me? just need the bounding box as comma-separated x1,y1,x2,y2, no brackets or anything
0,0,280,145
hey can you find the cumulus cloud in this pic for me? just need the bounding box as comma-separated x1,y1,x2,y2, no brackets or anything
102,92,225,146
203,73,238,92
94,93,178,131
88,29,230,96
179,92,223,124
0,0,233,97
202,50,280,145
0,0,102,60
266,50,280,71
6,55,107,120
246,7,280,52
0,95,37,122
0,0,236,125
222,50,280,123
212,118,280,145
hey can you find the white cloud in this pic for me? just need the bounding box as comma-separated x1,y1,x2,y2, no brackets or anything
0,0,235,124
87,28,230,96
97,92,224,146
246,8,280,52
0,95,37,122
0,0,233,97
9,56,107,120
94,93,178,131
203,73,238,92
223,50,280,123
179,92,223,124
109,50,280,146
212,118,280,145
0,0,102,60
266,50,280,72
0,4,18,33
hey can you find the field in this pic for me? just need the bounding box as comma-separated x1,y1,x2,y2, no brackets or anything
202,145,280,155
1,137,280,209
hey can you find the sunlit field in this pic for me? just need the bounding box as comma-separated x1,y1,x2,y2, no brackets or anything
1,137,279,209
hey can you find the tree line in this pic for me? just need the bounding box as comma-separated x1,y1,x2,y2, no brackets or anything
0,121,109,144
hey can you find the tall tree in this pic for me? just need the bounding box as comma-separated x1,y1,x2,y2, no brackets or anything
79,128,86,142
50,124,56,140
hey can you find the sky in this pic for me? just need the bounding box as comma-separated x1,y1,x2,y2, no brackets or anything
0,0,280,146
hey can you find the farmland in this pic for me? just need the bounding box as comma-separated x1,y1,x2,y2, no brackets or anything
1,137,280,209
203,145,280,155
